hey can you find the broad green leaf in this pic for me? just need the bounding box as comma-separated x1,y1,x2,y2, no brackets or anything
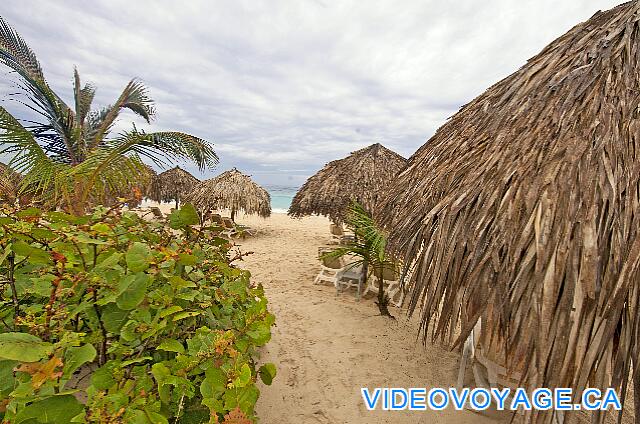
145,409,169,424
172,311,201,321
169,276,196,290
126,242,152,272
0,332,52,362
158,305,183,318
151,363,172,403
91,364,116,390
95,252,123,270
16,207,41,218
246,322,272,346
223,385,259,414
157,339,184,354
13,394,83,423
177,253,197,266
258,363,277,385
201,367,226,398
11,241,51,265
64,344,97,378
0,359,18,394
168,203,200,229
234,363,252,388
90,223,111,234
74,233,108,245
116,273,150,310
101,303,130,333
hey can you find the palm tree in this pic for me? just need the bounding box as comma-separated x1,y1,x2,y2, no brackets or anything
324,201,397,317
0,16,218,214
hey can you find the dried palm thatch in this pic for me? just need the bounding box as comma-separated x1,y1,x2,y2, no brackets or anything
380,3,640,421
103,164,158,208
0,162,22,204
150,166,199,208
185,168,270,220
288,143,406,223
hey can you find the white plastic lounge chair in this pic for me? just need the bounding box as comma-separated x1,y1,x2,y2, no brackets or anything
313,255,345,286
335,262,365,299
362,266,404,307
329,223,344,244
150,206,164,219
456,320,562,421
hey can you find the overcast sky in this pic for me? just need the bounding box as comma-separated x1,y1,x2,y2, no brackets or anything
0,0,623,186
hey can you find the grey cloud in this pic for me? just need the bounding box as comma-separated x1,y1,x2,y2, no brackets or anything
0,0,622,187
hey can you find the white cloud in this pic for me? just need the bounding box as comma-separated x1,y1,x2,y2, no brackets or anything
0,0,622,186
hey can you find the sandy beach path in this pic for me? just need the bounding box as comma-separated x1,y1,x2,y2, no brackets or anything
234,213,505,424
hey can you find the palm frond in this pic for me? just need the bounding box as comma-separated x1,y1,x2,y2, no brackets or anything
0,15,43,80
0,106,62,196
0,17,76,163
89,79,155,148
110,129,218,172
73,67,95,126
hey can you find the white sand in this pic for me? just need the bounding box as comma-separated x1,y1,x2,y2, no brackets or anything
232,212,507,424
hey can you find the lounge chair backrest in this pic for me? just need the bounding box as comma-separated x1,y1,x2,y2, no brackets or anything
330,223,344,236
150,207,163,218
382,266,397,281
212,215,223,225
222,218,234,229
322,255,343,269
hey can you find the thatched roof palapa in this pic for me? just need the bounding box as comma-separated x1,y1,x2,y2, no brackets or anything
288,143,406,223
185,168,271,219
380,2,640,420
150,166,200,208
0,162,22,204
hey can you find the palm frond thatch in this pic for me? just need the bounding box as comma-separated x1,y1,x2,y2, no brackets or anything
103,163,157,208
0,162,22,204
185,168,270,218
379,2,640,420
149,166,199,207
288,143,406,223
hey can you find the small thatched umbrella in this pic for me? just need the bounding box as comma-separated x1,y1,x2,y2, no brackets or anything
380,2,640,421
151,166,199,209
185,168,270,220
288,143,406,223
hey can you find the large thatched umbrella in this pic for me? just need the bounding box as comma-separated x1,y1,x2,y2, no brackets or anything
380,2,640,421
150,166,199,208
288,143,406,223
185,168,270,220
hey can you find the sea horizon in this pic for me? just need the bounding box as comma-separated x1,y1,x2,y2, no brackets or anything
264,184,298,214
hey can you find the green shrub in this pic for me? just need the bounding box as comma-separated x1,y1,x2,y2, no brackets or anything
0,204,275,423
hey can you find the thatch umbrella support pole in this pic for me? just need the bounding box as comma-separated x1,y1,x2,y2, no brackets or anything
231,208,236,222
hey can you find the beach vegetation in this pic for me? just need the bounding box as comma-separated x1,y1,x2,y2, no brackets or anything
0,203,275,423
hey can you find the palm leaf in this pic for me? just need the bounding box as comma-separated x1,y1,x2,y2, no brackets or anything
0,106,63,196
73,67,95,126
108,129,218,171
88,79,155,147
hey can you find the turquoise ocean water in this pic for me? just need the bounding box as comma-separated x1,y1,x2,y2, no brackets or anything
265,185,298,213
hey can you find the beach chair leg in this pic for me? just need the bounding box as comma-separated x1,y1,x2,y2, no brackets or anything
472,362,490,388
486,363,499,388
457,336,472,391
